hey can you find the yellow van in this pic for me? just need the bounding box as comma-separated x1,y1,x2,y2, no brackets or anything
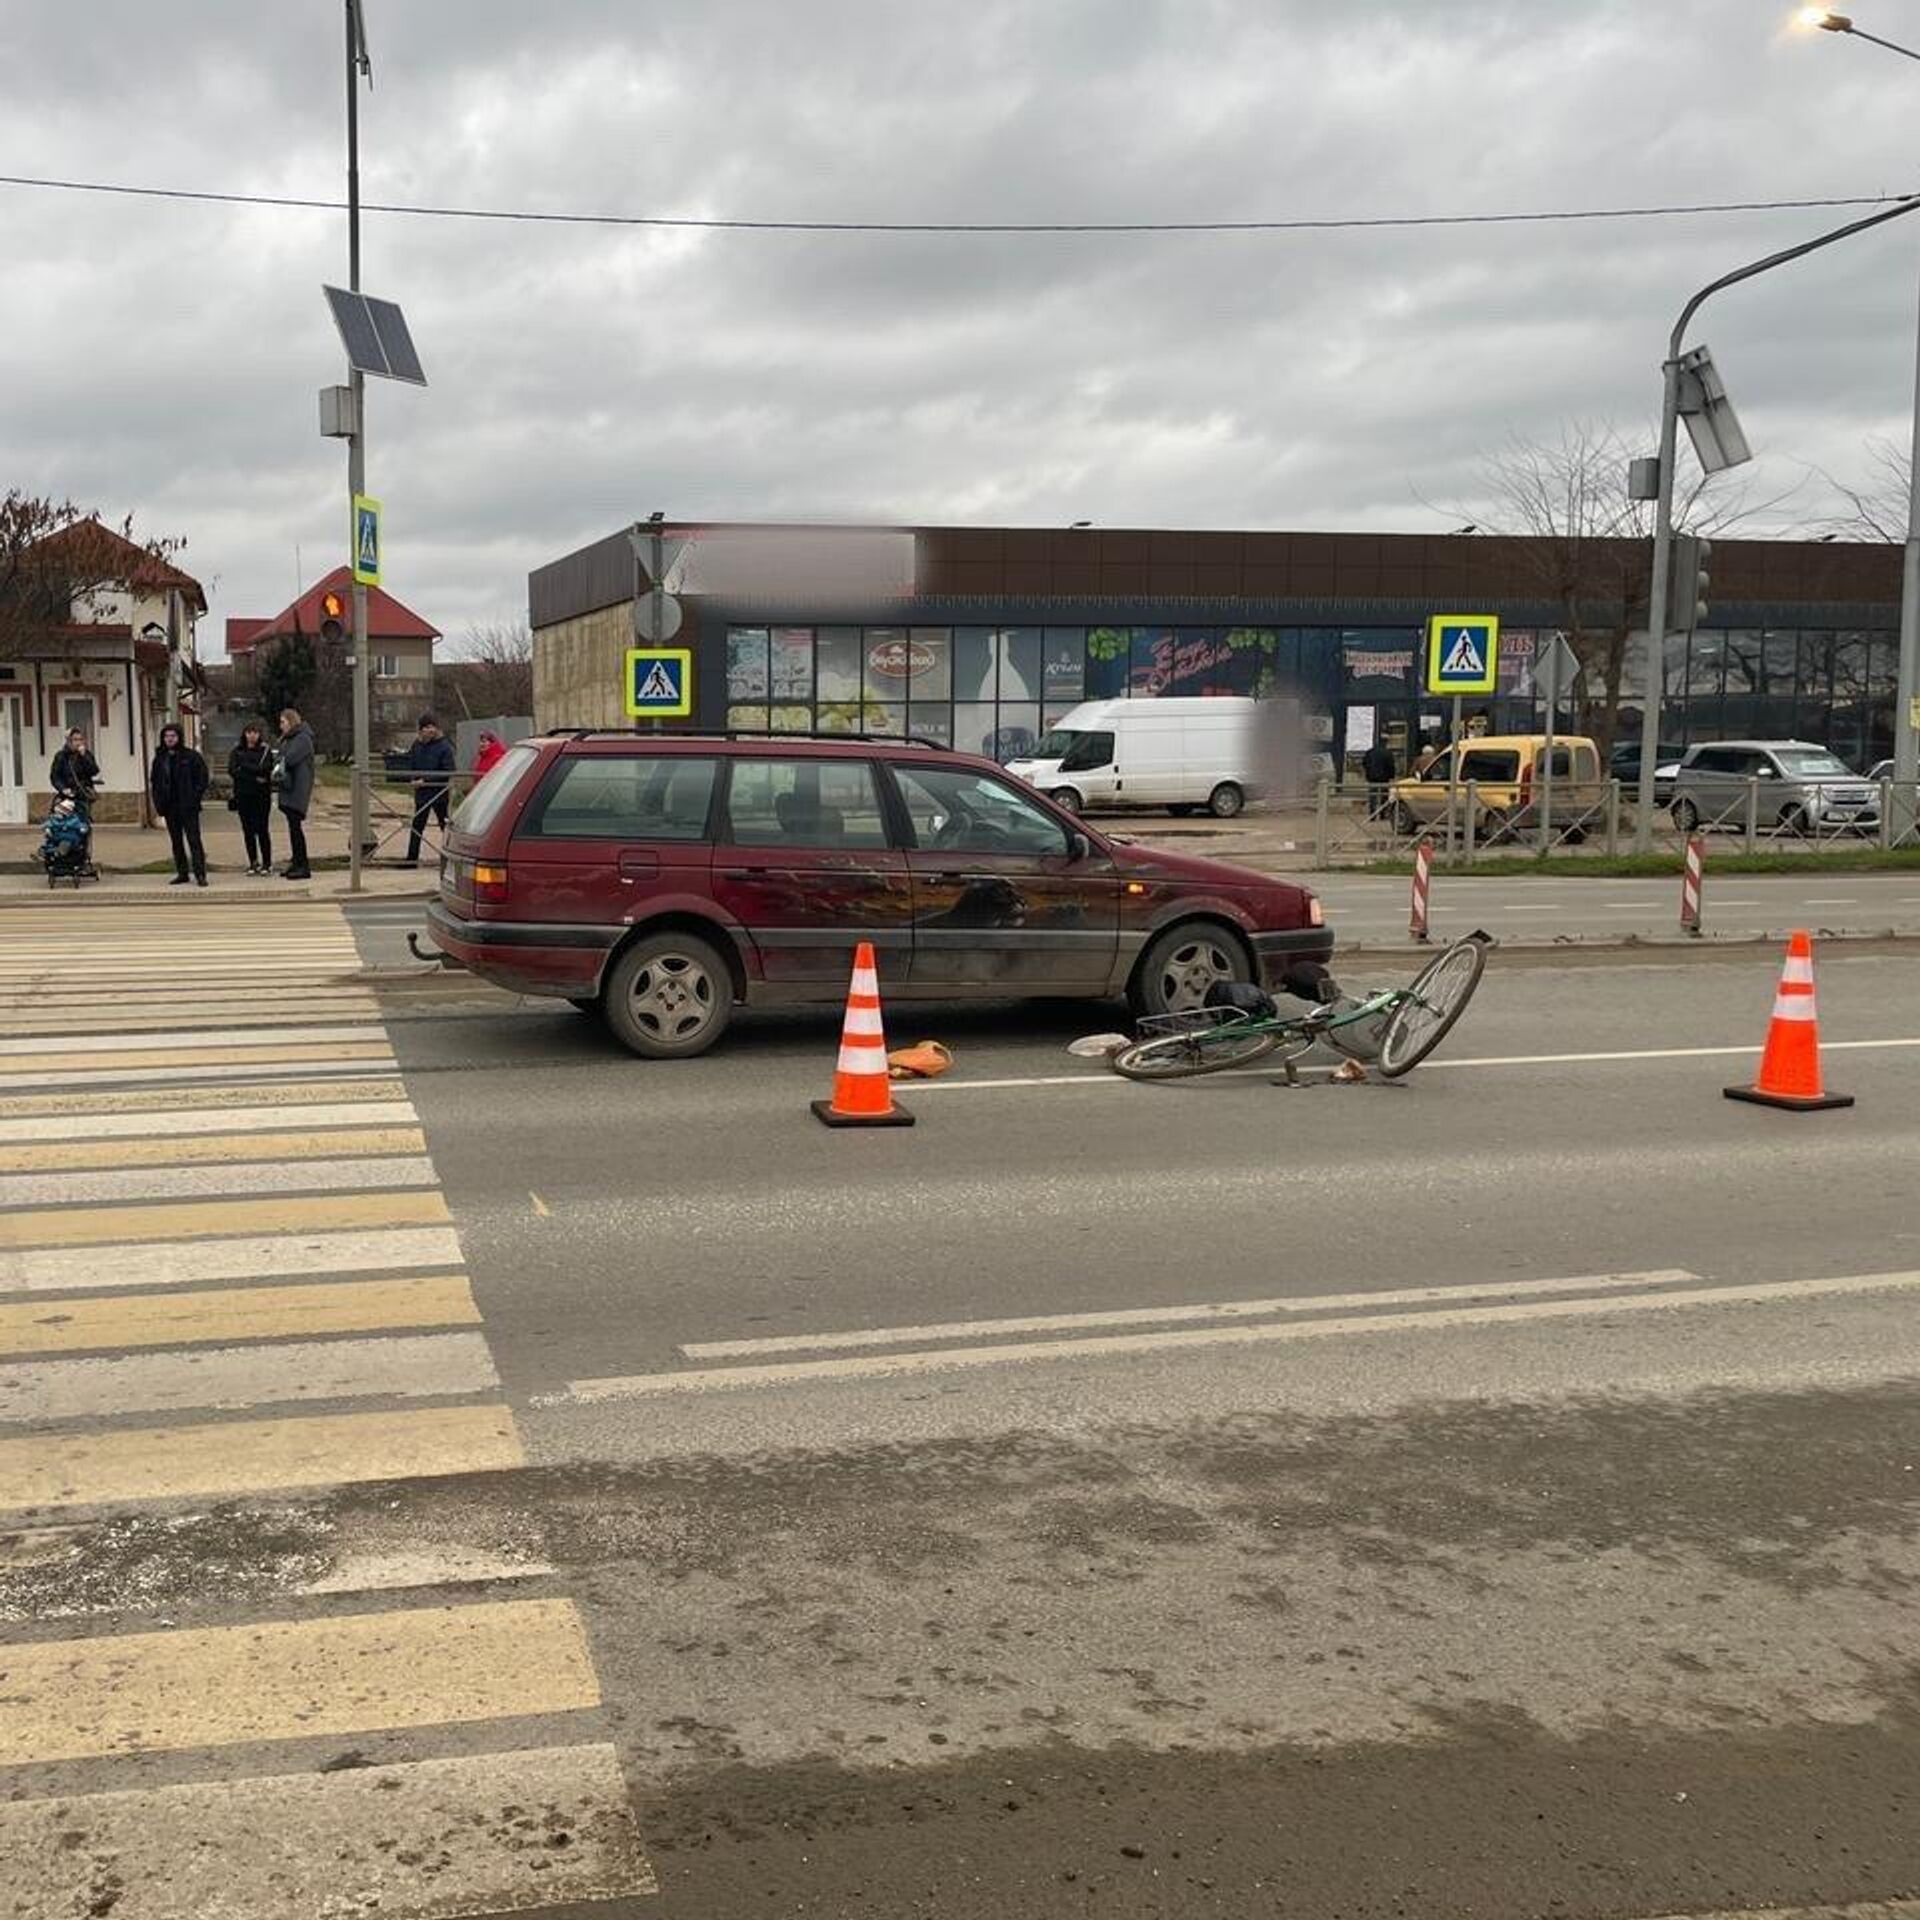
1389,735,1603,836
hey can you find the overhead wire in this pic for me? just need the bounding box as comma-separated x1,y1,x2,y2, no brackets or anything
0,172,1911,235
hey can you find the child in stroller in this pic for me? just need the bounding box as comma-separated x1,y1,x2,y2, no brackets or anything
39,795,97,887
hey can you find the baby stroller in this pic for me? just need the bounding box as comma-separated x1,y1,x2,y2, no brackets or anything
39,796,97,888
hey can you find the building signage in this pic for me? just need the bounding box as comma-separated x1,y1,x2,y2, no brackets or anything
625,647,694,718
1425,614,1500,697
866,636,939,681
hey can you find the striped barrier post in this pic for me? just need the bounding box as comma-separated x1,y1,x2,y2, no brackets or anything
1680,834,1705,937
1410,837,1434,943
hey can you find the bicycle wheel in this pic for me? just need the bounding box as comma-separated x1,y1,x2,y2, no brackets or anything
1110,1026,1282,1082
1376,937,1487,1078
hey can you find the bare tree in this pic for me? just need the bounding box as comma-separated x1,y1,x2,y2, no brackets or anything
1820,435,1909,542
1434,424,1799,754
0,492,186,658
440,620,533,719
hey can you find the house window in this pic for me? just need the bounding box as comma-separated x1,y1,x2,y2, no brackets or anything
375,654,400,679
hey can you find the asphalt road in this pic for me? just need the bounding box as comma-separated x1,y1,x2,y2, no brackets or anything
8,908,1920,1919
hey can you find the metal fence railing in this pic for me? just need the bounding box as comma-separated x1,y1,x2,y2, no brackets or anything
346,766,485,888
1310,777,1920,867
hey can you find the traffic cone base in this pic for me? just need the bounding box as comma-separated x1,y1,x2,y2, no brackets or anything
813,941,916,1128
1722,929,1852,1114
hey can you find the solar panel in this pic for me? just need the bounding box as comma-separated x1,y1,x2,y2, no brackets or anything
322,285,428,387
366,296,426,386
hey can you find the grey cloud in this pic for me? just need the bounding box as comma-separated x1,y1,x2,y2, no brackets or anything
2,0,1917,650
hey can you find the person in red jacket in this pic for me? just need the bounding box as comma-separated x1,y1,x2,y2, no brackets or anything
471,730,506,778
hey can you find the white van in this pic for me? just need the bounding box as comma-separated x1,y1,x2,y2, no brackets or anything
1006,697,1261,817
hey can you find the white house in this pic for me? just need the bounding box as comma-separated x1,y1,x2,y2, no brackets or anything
0,523,206,826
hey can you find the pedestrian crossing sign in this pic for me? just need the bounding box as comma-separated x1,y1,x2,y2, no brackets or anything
351,493,381,587
1425,613,1500,696
624,646,694,718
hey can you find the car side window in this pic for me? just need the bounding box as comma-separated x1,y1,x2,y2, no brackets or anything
1058,730,1114,773
1420,750,1454,783
894,764,1072,857
725,758,890,849
520,754,717,840
1457,749,1521,783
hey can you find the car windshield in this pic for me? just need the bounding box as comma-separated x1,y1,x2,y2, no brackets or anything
1035,729,1087,761
1774,749,1853,777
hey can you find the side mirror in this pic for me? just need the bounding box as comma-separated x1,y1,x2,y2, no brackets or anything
1066,829,1092,862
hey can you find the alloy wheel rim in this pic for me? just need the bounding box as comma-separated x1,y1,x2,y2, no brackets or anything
629,953,715,1040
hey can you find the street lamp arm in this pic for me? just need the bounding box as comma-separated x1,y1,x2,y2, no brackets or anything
1845,24,1920,62
1669,193,1920,359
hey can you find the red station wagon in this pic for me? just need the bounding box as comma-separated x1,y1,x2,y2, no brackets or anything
427,732,1335,1058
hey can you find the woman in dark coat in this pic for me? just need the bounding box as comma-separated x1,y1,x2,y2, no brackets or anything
228,722,276,875
149,722,210,886
276,707,316,880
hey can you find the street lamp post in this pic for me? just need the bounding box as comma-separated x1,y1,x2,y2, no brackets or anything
1800,9,1920,832
1633,193,1920,848
344,0,372,884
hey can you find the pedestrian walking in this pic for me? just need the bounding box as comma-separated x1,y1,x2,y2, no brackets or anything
401,712,455,867
276,707,316,880
149,722,210,887
50,728,101,811
1361,738,1398,819
471,729,506,779
227,722,277,875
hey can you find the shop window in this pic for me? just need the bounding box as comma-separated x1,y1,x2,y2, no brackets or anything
1000,629,1043,703
1085,628,1129,699
1687,633,1726,696
816,627,862,703
953,629,998,702
991,704,1041,763
1042,629,1084,705
726,628,770,702
907,706,953,747
951,703,998,758
770,628,814,705
908,628,952,702
725,705,770,733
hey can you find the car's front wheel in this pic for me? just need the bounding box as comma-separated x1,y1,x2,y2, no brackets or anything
1129,921,1254,1017
1208,781,1245,818
603,931,733,1058
1671,799,1700,832
1051,786,1084,815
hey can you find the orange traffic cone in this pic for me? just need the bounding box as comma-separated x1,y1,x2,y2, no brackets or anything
1724,930,1853,1113
812,942,916,1128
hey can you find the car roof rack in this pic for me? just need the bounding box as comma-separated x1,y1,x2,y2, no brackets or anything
553,727,957,750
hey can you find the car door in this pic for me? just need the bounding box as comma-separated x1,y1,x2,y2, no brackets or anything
889,760,1120,990
711,754,914,987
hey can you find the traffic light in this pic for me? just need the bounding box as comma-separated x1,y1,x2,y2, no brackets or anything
319,589,347,646
1672,534,1711,630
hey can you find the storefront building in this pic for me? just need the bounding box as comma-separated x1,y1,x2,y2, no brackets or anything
530,523,1905,773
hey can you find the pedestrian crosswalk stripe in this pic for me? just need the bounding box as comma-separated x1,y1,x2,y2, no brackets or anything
0,1329,499,1424
0,1596,597,1765
0,1400,522,1511
0,1152,440,1207
0,1102,417,1145
0,1024,389,1056
0,1273,480,1355
0,1223,464,1293
0,1006,382,1037
0,1188,449,1251
0,1077,407,1120
0,1744,658,1917
0,1039,394,1075
0,1125,425,1172
4,1057,398,1090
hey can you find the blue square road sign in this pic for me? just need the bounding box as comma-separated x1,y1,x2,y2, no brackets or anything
1425,614,1499,697
625,647,694,718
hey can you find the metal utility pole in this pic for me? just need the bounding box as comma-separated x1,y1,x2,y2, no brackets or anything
1633,194,1920,850
346,0,372,883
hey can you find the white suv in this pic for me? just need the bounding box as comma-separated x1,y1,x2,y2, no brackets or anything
1669,741,1877,835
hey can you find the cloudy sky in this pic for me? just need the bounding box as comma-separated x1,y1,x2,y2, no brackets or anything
3,0,1917,652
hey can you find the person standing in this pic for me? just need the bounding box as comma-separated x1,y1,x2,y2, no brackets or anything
401,712,455,868
276,707,316,880
228,722,276,875
50,728,101,809
471,729,506,779
150,722,210,887
1360,737,1398,819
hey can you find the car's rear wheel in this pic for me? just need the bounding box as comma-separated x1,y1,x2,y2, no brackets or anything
603,932,733,1059
1208,781,1245,818
1129,922,1254,1017
1051,787,1083,815
1671,799,1700,832
1392,801,1421,835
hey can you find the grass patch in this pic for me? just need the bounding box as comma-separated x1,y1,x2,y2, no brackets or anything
1356,846,1920,878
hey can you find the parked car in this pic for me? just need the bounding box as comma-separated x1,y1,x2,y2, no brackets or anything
1669,741,1878,834
426,732,1334,1058
1608,739,1683,807
1006,697,1261,818
1389,735,1603,837
1866,759,1893,784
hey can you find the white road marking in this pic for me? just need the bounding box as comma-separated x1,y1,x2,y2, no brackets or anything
0,1101,418,1144
0,1225,465,1295
0,1331,499,1423
0,1058,397,1090
1804,897,1859,905
558,1267,1920,1402
904,1034,1920,1095
684,1268,1700,1360
0,1155,439,1207
0,1025,387,1056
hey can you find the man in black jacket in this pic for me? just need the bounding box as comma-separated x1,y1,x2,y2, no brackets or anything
1360,738,1398,820
401,712,455,867
150,722,210,886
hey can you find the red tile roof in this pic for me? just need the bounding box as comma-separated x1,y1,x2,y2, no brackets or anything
225,617,270,657
31,518,208,612
236,566,442,648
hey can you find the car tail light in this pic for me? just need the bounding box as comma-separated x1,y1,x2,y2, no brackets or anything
1306,895,1324,928
473,862,509,903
